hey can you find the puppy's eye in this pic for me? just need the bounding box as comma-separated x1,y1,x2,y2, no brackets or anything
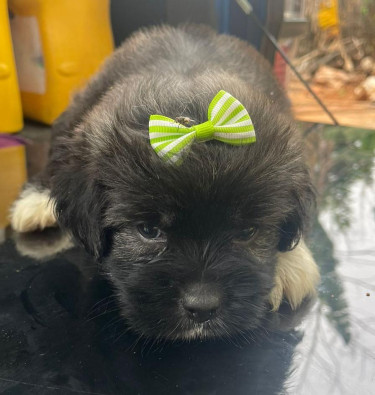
236,227,257,241
137,223,163,240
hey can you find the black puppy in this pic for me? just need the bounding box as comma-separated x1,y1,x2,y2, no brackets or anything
11,25,319,340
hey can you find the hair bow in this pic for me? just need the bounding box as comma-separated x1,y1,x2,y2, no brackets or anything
149,90,256,164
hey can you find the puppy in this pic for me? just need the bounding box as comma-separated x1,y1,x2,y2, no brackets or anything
11,25,319,340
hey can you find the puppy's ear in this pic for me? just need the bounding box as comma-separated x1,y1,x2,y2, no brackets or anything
278,176,315,252
52,168,108,261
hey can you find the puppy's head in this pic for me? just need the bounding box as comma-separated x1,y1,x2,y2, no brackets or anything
50,79,314,340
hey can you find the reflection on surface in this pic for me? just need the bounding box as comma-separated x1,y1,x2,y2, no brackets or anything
0,238,311,394
13,226,73,260
0,124,374,394
289,125,375,394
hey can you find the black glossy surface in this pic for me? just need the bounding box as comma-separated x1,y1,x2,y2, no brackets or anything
1,125,375,394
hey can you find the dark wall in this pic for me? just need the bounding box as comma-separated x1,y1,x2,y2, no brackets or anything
110,0,284,64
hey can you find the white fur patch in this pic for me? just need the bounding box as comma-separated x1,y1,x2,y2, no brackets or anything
181,325,205,340
10,185,57,232
269,240,320,311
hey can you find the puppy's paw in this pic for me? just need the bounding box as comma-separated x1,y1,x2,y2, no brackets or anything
10,185,57,232
269,240,320,311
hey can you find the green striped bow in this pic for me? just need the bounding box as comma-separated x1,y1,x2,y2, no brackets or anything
149,90,256,164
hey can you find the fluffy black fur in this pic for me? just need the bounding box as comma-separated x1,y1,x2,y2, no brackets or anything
44,25,314,339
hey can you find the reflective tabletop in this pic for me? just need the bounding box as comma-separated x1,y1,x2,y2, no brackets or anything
1,124,374,394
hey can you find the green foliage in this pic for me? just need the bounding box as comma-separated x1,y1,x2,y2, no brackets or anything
361,0,375,15
320,126,375,230
359,0,375,53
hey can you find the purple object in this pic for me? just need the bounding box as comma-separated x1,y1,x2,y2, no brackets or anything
0,134,25,149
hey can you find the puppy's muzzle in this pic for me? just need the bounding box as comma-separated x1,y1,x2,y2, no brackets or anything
182,283,221,323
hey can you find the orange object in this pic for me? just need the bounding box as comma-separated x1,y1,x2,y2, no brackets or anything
0,0,23,133
9,0,114,124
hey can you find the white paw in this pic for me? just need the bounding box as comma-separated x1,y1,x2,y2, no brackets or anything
269,240,320,311
10,185,57,232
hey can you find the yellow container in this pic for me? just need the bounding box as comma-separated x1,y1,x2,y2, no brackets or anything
9,0,114,125
0,138,26,228
0,0,23,133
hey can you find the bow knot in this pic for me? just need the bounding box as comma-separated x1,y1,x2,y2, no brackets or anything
149,90,256,164
194,120,215,141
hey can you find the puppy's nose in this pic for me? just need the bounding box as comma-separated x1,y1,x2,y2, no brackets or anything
182,283,221,323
